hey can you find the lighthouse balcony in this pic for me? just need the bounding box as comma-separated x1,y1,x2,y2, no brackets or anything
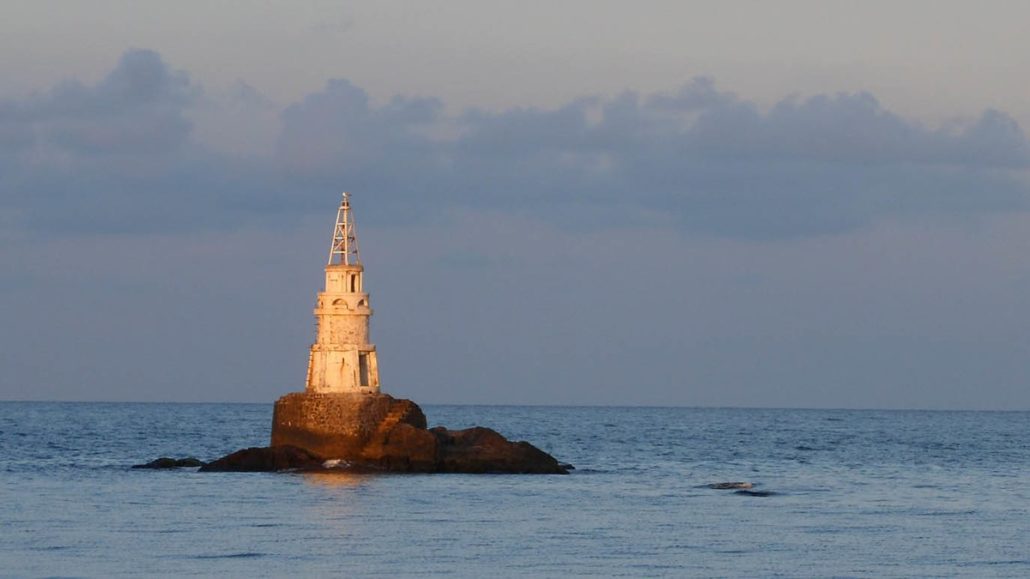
314,293,372,313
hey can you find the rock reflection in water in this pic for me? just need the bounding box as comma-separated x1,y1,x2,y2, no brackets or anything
302,471,372,489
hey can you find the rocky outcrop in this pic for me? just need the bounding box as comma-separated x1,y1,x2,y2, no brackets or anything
199,445,324,472
704,482,776,496
132,457,205,469
136,393,568,474
198,425,568,474
430,426,566,474
267,391,568,474
708,482,753,490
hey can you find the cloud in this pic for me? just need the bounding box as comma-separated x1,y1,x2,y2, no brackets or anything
0,49,286,235
277,78,443,179
2,49,1029,239
2,49,195,157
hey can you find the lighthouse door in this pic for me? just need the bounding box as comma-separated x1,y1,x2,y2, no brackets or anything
358,353,370,387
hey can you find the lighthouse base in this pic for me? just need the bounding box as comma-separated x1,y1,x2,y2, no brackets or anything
266,391,568,473
271,392,435,467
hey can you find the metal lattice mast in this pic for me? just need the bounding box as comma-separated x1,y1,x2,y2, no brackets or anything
328,192,361,265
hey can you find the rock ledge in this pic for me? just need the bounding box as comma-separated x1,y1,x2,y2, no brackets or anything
194,392,569,474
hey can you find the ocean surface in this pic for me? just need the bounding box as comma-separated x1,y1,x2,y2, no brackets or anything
0,403,1027,577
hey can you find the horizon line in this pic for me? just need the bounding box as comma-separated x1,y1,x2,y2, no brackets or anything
1,398,1026,413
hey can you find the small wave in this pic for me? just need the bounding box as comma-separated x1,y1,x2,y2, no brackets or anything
734,489,779,497
29,544,71,551
957,559,1030,567
193,552,266,560
913,509,977,517
570,468,607,474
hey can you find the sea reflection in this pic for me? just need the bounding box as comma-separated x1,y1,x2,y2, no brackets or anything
300,472,377,538
301,471,374,489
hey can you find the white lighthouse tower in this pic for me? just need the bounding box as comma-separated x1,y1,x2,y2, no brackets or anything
304,192,380,394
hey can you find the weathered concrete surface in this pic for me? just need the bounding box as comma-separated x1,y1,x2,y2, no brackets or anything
266,391,567,474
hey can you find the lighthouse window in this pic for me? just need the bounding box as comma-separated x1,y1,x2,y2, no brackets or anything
350,275,357,292
359,353,370,387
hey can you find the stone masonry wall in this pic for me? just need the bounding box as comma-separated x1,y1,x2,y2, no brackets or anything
271,392,426,459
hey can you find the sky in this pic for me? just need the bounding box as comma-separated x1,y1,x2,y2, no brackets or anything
2,1,1030,409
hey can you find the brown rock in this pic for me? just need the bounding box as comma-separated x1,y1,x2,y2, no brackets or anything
132,457,205,469
361,422,440,472
191,392,571,475
432,426,568,474
199,445,324,472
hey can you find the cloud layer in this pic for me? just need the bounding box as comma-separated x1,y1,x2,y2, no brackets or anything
3,49,1029,239
5,49,1030,409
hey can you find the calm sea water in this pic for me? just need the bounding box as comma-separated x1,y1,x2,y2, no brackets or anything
0,402,1027,577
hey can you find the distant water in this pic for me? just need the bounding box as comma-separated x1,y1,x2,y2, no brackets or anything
1,403,1028,577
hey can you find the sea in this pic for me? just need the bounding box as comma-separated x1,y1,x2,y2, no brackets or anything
0,402,1027,578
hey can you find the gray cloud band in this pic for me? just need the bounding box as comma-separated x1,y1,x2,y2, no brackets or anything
2,50,1028,238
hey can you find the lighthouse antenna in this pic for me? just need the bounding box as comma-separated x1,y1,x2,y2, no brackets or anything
328,192,361,265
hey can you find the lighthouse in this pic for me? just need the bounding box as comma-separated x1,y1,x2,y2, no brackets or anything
304,192,380,394
270,191,402,457
264,191,568,472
